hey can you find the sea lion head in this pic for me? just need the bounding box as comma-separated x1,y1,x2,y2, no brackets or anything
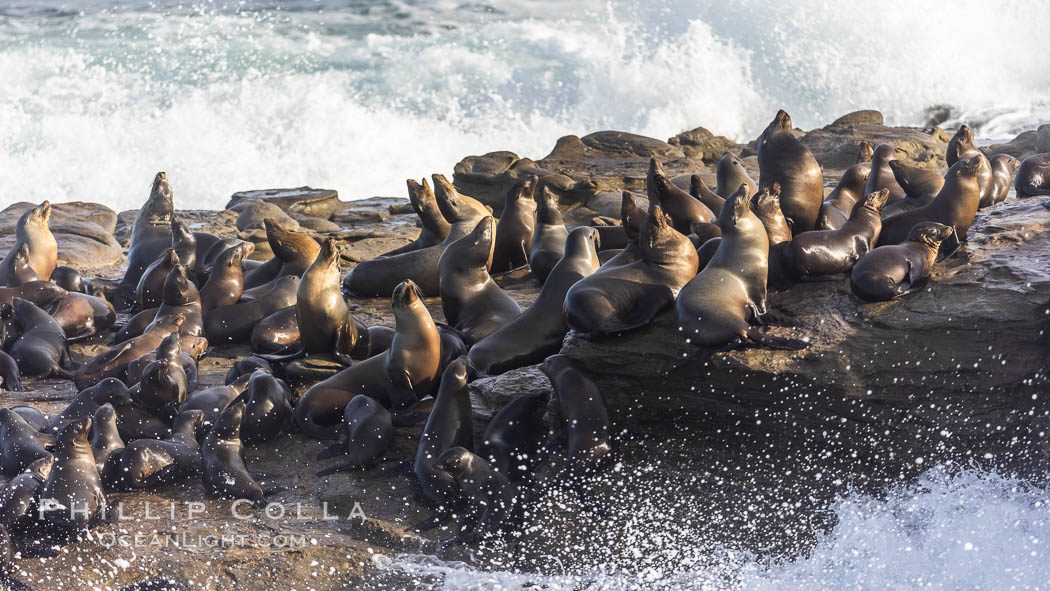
174,409,205,436
957,124,975,145
21,201,51,230
392,279,425,311
143,172,174,221
721,184,762,232
407,178,437,218
27,454,55,480
12,244,35,276
317,237,340,270
221,241,255,269
455,216,495,268
508,175,538,204
210,401,246,441
535,186,563,225
872,143,898,162
58,416,92,448
908,222,954,249
156,331,181,363
858,188,890,215
441,356,474,390
434,446,477,475
432,174,487,222
768,109,792,134
638,205,687,261
857,141,874,163
565,226,601,258
620,191,647,239
88,377,134,406
264,218,319,263
93,403,119,428
952,155,983,179
163,263,196,305
751,183,783,217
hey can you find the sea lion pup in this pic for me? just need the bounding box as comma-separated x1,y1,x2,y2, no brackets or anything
90,404,124,474
200,242,253,315
851,222,954,302
315,395,393,474
412,356,474,531
469,226,601,375
38,417,106,538
882,159,945,216
343,174,489,297
76,313,186,388
224,356,273,384
675,186,809,351
250,306,299,354
3,244,39,287
782,189,889,279
947,124,995,208
0,455,53,530
989,154,1020,205
201,401,265,508
478,391,550,482
294,279,443,439
647,158,715,234
689,174,726,214
863,144,907,203
565,205,698,339
204,275,298,344
51,266,84,293
9,298,77,379
101,410,204,490
132,332,188,422
597,192,648,270
1015,153,1050,198
757,110,823,232
179,374,252,427
439,217,522,344
491,175,538,273
434,446,521,547
243,219,320,289
817,146,873,230
877,155,982,248
382,179,451,257
528,186,569,283
170,216,197,279
116,173,175,309
0,351,22,392
0,201,57,285
716,151,758,198
238,371,293,446
0,409,53,475
126,346,199,393
135,248,180,311
51,292,116,341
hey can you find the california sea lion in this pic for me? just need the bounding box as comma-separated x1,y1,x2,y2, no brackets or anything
0,455,53,530
527,186,569,283
647,159,715,234
242,219,319,289
10,298,77,379
295,238,367,361
439,217,521,344
0,409,53,475
716,151,757,198
132,332,188,421
781,189,889,278
751,184,791,247
818,148,872,230
478,391,549,482
45,378,123,433
250,306,299,354
863,144,907,202
882,159,945,216
180,374,251,427
142,263,204,338
76,313,186,388
565,205,698,338
4,244,39,287
224,356,273,385
989,154,1019,205
0,351,22,392
170,216,197,280
50,292,116,341
315,395,393,474
689,174,726,214
381,179,451,257
125,347,198,395
100,382,174,441
0,281,67,311
491,175,537,273
90,404,124,474
757,110,823,232
469,226,601,375
201,401,265,507
135,249,179,311
675,186,808,350
239,371,293,446
117,173,175,309
0,201,57,284
11,406,48,432
433,446,521,546
39,416,106,537
851,222,954,302
101,410,204,490
946,124,994,207
877,156,982,248
200,242,253,315
1015,153,1050,198
690,221,722,247
50,266,84,294
696,236,721,271
205,275,298,344
597,192,647,270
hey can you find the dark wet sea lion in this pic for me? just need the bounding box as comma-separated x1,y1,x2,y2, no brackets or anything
90,404,124,474
469,226,600,375
117,173,175,309
76,313,186,388
851,222,954,302
647,159,715,234
947,124,994,207
239,371,293,446
205,275,298,344
1015,153,1050,198
478,391,549,482
696,236,721,271
689,174,726,214
381,179,451,257
878,156,982,248
179,375,251,427
250,305,299,354
132,332,188,421
135,249,179,311
11,406,48,432
782,189,889,278
716,151,757,198
0,201,57,284
224,356,273,385
414,357,474,517
242,219,319,289
491,175,537,273
0,350,22,391
0,455,53,529
39,417,106,536
689,221,722,246
315,395,393,474
296,238,367,360
50,266,84,294
989,154,1019,205
757,110,823,232
45,378,122,433
0,281,67,311
863,144,907,202
102,383,175,441
101,410,204,490
882,160,944,217
10,298,77,379
565,205,698,338
528,186,569,283
4,244,39,287
818,153,871,231
142,263,204,337
597,192,648,271
751,184,791,247
51,292,116,341
201,401,265,507
675,186,808,351
433,446,520,545
439,217,521,344
126,348,198,394
0,409,53,475
170,216,197,280
200,238,250,277
200,241,253,315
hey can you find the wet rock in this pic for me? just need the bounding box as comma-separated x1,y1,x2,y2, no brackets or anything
984,130,1039,160
469,365,552,421
552,131,685,161
226,187,342,220
801,124,949,170
667,127,738,163
233,200,302,232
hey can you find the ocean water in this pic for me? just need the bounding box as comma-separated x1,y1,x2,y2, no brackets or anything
1,0,1049,210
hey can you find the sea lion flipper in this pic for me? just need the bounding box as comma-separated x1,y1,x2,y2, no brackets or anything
80,341,134,374
744,328,809,351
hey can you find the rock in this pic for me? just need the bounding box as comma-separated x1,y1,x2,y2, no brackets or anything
233,200,301,232
469,365,552,421
294,215,342,233
801,125,949,170
283,355,345,388
453,151,581,211
0,201,118,235
1037,124,1050,153
560,131,686,161
984,130,1039,160
826,110,885,128
226,187,342,220
667,127,738,163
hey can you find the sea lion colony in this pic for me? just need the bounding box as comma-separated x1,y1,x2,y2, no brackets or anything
0,109,1042,578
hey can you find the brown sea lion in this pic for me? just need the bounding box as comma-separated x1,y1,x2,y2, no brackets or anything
50,292,116,341
9,298,77,379
565,205,698,338
315,395,393,474
3,245,39,287
597,192,648,271
171,216,197,281
135,248,179,311
696,236,721,271
101,409,204,490
201,402,265,507
239,371,293,446
200,241,253,315
380,179,451,257
0,351,22,392
490,175,537,273
989,154,1019,205
757,110,823,232
39,417,107,537
818,149,872,230
131,332,188,421
782,189,889,278
877,156,982,248
50,266,84,294
716,151,757,198
1015,153,1050,198
751,184,792,247
882,159,945,216
204,275,298,344
0,408,53,475
647,158,715,234
528,186,569,283
478,390,549,482
241,219,319,291
250,306,299,354
0,201,57,285
690,221,722,247
863,144,907,203
76,314,186,388
946,125,994,208
689,174,726,214
0,281,66,311
142,263,204,337
116,173,175,309
851,222,954,302
294,238,367,361
90,404,125,474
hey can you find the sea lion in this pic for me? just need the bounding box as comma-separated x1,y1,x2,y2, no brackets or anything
179,375,252,427
0,281,67,310
597,192,648,271
1015,153,1050,198
716,151,758,198
142,263,204,338
294,279,443,439
315,395,393,474
647,159,715,234
10,298,77,379
76,313,186,388
877,156,982,248
38,417,106,537
565,205,698,338
851,222,954,302
528,186,569,283
690,221,722,247
689,174,726,214
0,455,53,530
132,332,188,421
478,391,550,482
989,154,1019,205
250,306,299,354
751,184,792,247
0,201,57,284
380,179,451,257
0,351,22,392
757,110,823,232
439,217,521,344
135,249,179,311
44,378,123,433
170,216,197,280
50,266,84,294
200,238,251,278
205,275,298,344
343,174,489,297
433,446,521,546
696,236,721,271
882,159,945,216
242,219,319,289
239,371,293,446
11,407,48,432
116,173,175,309
100,383,174,441
201,401,265,507
863,144,907,203
90,404,124,474
3,244,39,287
946,124,994,207
674,186,808,351
0,409,53,475
294,238,367,361
200,242,253,315
469,226,601,375
51,292,116,341
101,410,204,490
817,147,872,230
224,356,273,385
781,189,889,278
126,348,198,394
490,175,537,273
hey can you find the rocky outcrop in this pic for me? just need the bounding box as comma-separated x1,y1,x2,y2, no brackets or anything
984,130,1039,160
231,199,302,232
226,187,342,220
801,123,950,169
668,127,738,163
